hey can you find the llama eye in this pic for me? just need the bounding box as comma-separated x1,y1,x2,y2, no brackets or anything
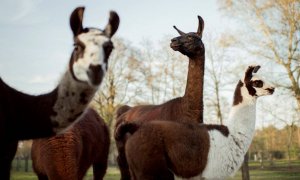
74,44,81,51
253,80,263,87
74,44,84,53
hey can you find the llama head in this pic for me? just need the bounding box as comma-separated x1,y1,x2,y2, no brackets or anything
170,16,205,58
234,65,275,105
69,7,119,86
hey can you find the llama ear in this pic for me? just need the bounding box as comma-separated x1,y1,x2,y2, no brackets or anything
253,65,261,73
173,26,186,35
244,65,260,82
197,16,204,37
70,7,84,36
104,11,120,38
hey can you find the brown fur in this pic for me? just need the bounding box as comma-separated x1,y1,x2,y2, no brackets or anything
244,66,260,96
204,124,229,137
124,121,211,180
115,17,207,179
115,122,229,180
31,108,110,180
116,105,131,118
233,80,243,106
0,78,58,179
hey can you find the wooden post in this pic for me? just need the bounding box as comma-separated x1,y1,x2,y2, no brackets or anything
241,152,250,180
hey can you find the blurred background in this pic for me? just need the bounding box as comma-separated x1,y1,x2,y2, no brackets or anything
0,0,299,179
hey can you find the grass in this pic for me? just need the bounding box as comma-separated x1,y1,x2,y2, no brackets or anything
11,167,120,180
11,160,300,180
230,160,300,180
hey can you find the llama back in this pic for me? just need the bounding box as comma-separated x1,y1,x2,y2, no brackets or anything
32,131,80,179
115,97,185,127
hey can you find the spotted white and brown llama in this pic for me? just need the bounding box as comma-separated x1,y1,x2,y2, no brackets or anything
114,16,220,180
115,65,275,180
0,7,119,179
31,108,110,180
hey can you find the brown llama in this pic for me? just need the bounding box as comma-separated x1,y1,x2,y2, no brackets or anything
0,7,119,179
114,16,211,180
31,108,109,180
115,65,275,180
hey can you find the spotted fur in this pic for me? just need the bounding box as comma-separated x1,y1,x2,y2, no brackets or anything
50,71,97,134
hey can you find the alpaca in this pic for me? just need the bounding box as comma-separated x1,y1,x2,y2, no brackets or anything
115,16,206,180
115,65,275,180
0,7,119,179
31,108,110,180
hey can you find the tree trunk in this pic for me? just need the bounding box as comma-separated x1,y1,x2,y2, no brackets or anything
297,127,300,147
241,152,250,180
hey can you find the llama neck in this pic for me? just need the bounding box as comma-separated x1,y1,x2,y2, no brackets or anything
202,100,257,179
226,102,256,138
182,54,205,123
227,83,257,137
50,71,98,133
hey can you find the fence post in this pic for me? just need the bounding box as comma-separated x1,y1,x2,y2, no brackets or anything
241,152,250,180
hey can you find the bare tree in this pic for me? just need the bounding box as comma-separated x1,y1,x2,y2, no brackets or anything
204,32,234,124
219,0,300,109
260,97,299,167
136,38,187,105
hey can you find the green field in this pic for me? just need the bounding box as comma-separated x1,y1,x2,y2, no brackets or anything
11,160,300,180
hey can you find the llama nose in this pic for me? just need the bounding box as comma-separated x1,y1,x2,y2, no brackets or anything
267,87,275,94
87,64,103,86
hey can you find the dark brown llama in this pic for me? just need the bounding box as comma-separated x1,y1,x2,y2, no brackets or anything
114,16,208,180
31,108,110,180
0,7,119,179
116,65,275,180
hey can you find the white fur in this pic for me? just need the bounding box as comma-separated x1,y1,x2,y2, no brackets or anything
73,29,109,85
201,98,256,179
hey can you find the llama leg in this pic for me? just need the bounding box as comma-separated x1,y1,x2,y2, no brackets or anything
116,141,131,180
0,140,18,180
133,170,174,180
157,169,175,180
93,162,107,180
36,174,48,180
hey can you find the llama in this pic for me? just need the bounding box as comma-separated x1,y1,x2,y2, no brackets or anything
115,65,275,180
31,108,110,180
0,7,119,179
115,16,207,180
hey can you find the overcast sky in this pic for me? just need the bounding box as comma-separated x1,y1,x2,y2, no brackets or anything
0,0,234,94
